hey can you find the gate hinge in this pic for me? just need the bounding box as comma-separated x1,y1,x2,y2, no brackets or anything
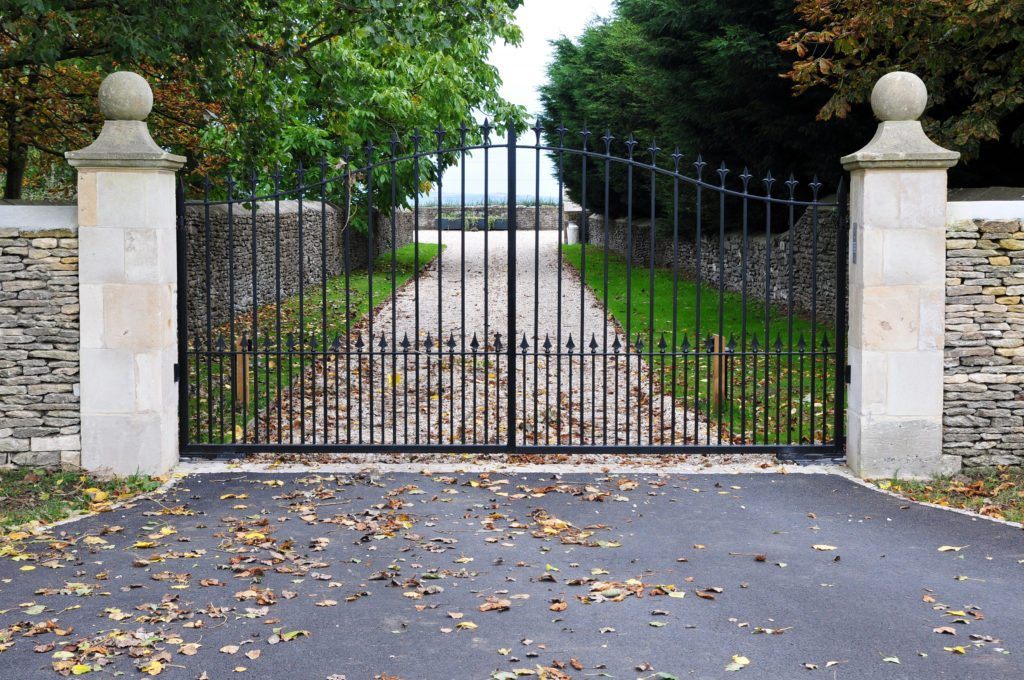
173,363,180,383
844,364,851,384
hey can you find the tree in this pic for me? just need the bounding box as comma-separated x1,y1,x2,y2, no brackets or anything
539,0,868,220
781,0,1024,186
0,0,524,199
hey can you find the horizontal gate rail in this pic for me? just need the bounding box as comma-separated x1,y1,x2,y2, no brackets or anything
176,121,847,461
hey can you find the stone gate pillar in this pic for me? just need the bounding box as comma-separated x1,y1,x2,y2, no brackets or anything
66,72,185,475
842,72,959,478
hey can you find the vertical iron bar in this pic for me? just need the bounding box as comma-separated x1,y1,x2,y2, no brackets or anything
579,129,589,444
506,125,518,449
226,175,237,443
175,180,188,450
365,150,374,443
834,178,849,448
249,172,260,443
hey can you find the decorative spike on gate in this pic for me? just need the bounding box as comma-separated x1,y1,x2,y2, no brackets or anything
821,334,831,351
378,334,388,351
390,132,399,156
410,129,423,149
775,334,784,353
216,335,227,352
717,160,729,185
520,333,530,352
566,334,575,353
671,147,683,171
612,336,622,353
635,335,643,353
331,335,342,352
658,333,667,353
556,123,568,147
751,336,760,352
531,120,544,144
400,333,411,351
287,332,296,351
493,333,503,352
601,130,614,154
648,140,661,163
354,333,364,351
433,124,446,146
590,333,599,352
704,334,715,353
263,336,272,351
785,173,799,198
361,142,374,166
543,334,552,352
625,134,637,158
682,334,691,352
809,175,822,199
798,334,806,352
481,119,492,145
447,333,457,351
470,333,480,351
693,155,706,179
763,171,775,194
424,333,433,352
727,334,736,352
739,167,752,192
580,125,592,147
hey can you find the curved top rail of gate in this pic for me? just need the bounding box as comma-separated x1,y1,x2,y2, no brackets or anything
182,121,841,209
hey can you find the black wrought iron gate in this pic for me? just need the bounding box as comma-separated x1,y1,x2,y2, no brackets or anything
177,123,848,459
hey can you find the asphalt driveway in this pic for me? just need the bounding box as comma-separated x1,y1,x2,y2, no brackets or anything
1,471,1022,679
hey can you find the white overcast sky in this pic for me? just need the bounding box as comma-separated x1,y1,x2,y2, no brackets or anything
430,0,615,203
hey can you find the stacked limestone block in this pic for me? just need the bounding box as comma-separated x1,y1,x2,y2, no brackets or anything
0,226,81,467
945,218,1024,466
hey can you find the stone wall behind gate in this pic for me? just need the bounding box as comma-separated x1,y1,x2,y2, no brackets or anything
182,202,416,336
576,207,841,324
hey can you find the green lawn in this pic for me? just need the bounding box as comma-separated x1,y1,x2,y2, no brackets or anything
562,244,838,445
186,243,441,444
0,468,160,530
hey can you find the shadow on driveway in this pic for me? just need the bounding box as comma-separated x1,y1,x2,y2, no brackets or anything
1,471,1022,679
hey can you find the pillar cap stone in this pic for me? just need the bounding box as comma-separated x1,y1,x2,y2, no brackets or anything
841,71,959,171
98,72,153,121
66,71,185,170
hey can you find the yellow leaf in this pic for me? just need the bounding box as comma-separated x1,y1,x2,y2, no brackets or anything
19,565,35,571
71,664,93,675
944,646,967,655
937,545,967,552
456,621,478,630
83,488,108,503
140,660,164,676
812,545,837,551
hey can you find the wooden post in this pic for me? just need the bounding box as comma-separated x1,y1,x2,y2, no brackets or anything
711,334,725,410
233,339,250,406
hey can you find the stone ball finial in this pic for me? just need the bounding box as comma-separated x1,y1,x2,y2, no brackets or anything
98,71,153,121
870,71,928,122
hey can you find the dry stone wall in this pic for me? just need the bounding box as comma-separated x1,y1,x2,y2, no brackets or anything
944,217,1024,467
183,202,415,336
391,205,561,234
578,207,840,322
0,220,80,467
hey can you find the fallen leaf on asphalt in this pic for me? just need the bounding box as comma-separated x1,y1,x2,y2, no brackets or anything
938,546,967,552
725,655,750,672
812,545,837,551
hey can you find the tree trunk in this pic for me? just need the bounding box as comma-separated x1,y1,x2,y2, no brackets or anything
3,146,27,200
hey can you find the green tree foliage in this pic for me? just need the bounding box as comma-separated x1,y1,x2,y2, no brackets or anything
0,0,525,199
540,0,870,219
781,0,1024,187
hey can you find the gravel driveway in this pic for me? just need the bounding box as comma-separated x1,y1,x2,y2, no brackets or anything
277,230,714,447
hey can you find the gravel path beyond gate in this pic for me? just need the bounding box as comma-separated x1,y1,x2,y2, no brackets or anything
277,230,717,447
